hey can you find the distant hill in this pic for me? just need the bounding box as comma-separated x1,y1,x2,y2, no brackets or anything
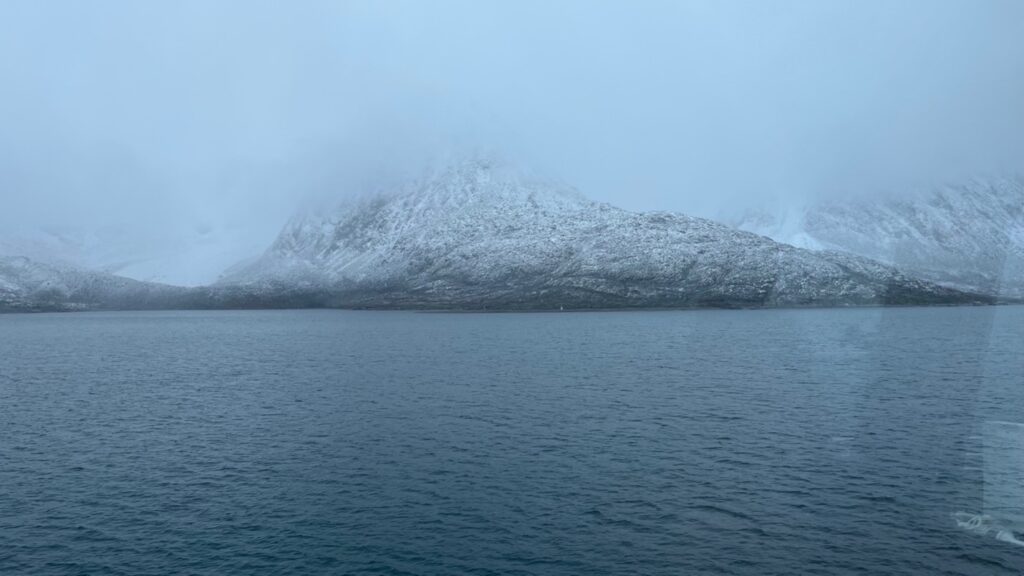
220,157,987,310
0,225,264,288
0,256,192,312
731,176,1024,298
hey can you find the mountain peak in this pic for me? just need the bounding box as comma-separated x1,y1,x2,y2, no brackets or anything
221,161,984,309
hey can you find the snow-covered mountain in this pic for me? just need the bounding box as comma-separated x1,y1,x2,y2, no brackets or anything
0,254,312,312
222,157,985,309
730,177,1024,298
0,224,266,287
0,255,196,312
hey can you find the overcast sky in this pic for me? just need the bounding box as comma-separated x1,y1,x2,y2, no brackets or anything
2,0,1023,240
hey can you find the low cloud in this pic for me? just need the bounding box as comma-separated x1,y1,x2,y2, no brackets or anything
2,0,1022,236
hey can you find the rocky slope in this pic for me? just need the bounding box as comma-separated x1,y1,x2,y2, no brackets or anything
731,177,1024,298
222,158,987,309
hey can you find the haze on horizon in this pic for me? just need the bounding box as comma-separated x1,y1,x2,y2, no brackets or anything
2,0,1023,284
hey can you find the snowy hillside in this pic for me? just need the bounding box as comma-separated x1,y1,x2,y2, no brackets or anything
0,225,266,287
731,177,1024,298
0,255,314,312
0,256,195,311
223,157,985,309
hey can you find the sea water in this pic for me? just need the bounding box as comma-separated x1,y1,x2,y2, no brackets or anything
1,307,1022,575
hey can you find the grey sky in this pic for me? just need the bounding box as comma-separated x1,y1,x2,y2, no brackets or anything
2,0,1023,237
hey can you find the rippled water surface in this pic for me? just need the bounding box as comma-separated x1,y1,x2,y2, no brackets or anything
2,307,1023,575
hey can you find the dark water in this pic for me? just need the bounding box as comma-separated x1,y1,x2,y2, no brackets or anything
1,307,1023,575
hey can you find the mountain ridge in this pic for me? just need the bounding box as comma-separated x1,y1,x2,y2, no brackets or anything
3,160,1008,312
730,176,1024,298
220,158,989,310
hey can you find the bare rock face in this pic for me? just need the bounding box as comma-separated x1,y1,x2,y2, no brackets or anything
222,158,987,310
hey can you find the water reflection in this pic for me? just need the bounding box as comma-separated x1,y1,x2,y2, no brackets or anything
956,421,1024,546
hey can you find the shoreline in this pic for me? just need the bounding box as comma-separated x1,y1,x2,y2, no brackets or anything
1,299,1014,316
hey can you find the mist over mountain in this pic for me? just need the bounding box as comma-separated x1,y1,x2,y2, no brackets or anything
730,176,1024,298
0,255,192,312
0,224,266,287
217,156,986,309
4,1,1024,243
5,6,1024,576
1,155,1016,311
2,1,1022,311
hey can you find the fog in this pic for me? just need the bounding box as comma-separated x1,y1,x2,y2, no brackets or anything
2,0,1023,283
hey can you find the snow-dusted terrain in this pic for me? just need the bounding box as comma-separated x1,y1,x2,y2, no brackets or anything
0,255,195,311
0,225,265,287
2,158,1007,312
730,177,1024,298
221,157,984,309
